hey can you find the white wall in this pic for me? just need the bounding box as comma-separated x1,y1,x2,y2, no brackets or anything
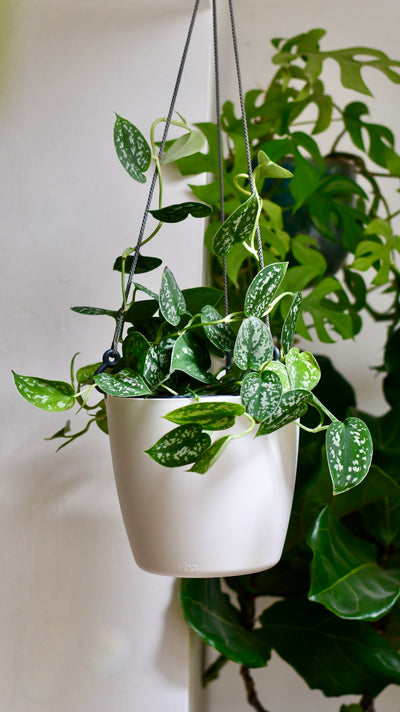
2,1,399,711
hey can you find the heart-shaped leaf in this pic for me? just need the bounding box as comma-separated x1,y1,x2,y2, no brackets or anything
93,369,152,397
113,252,162,274
308,508,400,620
161,128,206,164
281,292,303,355
171,333,215,384
241,371,283,422
262,361,291,392
122,331,149,373
12,372,75,412
159,267,186,326
213,193,261,257
201,305,235,351
165,401,244,431
114,114,151,183
326,417,373,494
145,424,211,467
244,262,288,318
188,435,233,474
257,150,294,179
257,389,310,435
285,348,321,390
143,344,171,389
234,316,274,370
149,202,211,223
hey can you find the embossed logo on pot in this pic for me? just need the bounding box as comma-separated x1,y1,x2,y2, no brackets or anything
178,561,198,573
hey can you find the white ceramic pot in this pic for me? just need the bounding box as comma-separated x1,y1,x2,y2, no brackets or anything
106,394,299,578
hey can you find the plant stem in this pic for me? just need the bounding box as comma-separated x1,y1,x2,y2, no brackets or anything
360,694,376,712
240,666,271,712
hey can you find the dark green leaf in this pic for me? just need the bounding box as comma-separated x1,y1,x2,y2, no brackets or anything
241,371,282,422
188,435,233,474
244,262,288,318
213,193,261,257
149,202,211,223
114,114,151,183
234,316,274,370
183,287,222,316
180,578,271,667
308,508,400,620
145,423,210,467
171,333,215,384
122,331,149,373
159,267,186,326
260,596,400,697
71,306,119,320
93,368,152,397
257,389,310,435
113,252,162,274
200,305,235,351
326,417,373,494
281,292,302,355
13,371,75,412
165,400,244,430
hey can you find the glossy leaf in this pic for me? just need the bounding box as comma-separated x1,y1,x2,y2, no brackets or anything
183,287,222,316
257,150,293,179
241,371,282,422
234,316,274,370
308,508,400,620
262,361,291,392
113,114,151,183
12,372,75,412
180,578,271,667
162,129,206,165
93,368,152,397
71,306,118,320
213,193,261,256
281,292,302,355
285,348,321,390
145,424,210,467
244,262,288,318
113,252,162,274
122,331,149,373
159,267,186,326
165,401,244,431
149,202,211,223
326,417,373,494
257,389,310,435
171,333,215,384
143,345,170,389
260,596,400,697
200,305,235,351
75,363,101,385
188,435,233,474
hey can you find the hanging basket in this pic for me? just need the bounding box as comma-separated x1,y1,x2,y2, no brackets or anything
106,394,299,577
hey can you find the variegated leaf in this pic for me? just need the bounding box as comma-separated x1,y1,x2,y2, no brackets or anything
93,369,152,397
326,417,373,494
159,267,186,326
201,305,235,351
145,424,211,467
12,371,75,412
262,361,291,392
244,262,288,318
234,316,274,370
213,193,261,257
285,348,321,391
241,371,282,422
257,389,310,435
165,401,244,430
281,292,303,355
114,114,151,183
188,435,233,474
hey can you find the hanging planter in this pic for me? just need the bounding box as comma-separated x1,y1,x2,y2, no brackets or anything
106,394,298,577
13,0,373,580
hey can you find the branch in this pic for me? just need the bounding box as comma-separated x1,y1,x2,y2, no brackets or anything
240,666,271,712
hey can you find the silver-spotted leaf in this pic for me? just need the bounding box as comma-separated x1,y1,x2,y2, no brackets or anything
13,372,75,412
262,361,291,392
188,435,233,474
145,424,211,467
326,417,373,494
257,389,310,435
165,401,244,430
281,292,303,355
308,508,400,621
244,262,288,318
241,371,283,422
213,193,261,257
201,305,235,351
234,316,274,370
159,267,186,326
93,369,152,397
285,348,321,391
114,114,151,183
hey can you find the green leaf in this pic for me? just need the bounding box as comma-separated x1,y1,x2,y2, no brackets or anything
149,201,211,223
188,435,233,474
281,292,302,355
113,252,162,274
71,306,119,320
200,305,235,351
260,596,400,697
213,193,261,257
340,705,363,712
257,150,293,179
233,316,274,370
257,389,310,435
244,262,288,318
113,114,151,183
75,363,101,385
145,423,211,467
308,508,400,620
171,333,215,384
159,267,186,326
13,372,75,412
161,128,206,164
285,348,321,390
93,368,152,397
122,331,149,373
165,400,244,431
262,360,291,392
180,579,271,667
326,417,373,494
241,371,282,422
183,287,223,316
